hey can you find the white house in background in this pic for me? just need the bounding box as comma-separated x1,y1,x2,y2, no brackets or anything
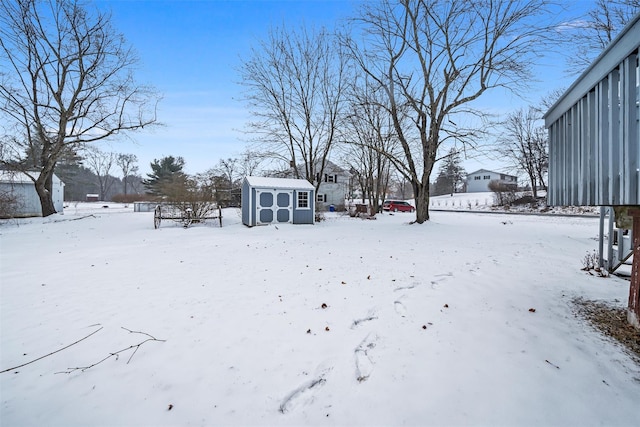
0,171,65,217
466,169,517,193
277,160,351,210
315,161,351,210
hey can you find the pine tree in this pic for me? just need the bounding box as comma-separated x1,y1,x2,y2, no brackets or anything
143,156,185,196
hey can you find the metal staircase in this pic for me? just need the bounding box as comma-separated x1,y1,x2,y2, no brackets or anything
599,207,633,273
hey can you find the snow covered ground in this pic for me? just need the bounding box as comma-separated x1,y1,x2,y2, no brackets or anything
430,191,600,216
1,204,638,426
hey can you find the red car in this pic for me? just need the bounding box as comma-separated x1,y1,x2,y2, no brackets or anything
382,200,415,212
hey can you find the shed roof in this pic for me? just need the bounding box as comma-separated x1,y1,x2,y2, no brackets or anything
0,171,63,184
0,171,36,184
244,176,314,190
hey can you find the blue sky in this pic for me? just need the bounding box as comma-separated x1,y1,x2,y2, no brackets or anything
95,0,588,177
96,0,359,176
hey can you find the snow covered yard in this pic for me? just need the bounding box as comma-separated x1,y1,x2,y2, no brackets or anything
1,206,638,426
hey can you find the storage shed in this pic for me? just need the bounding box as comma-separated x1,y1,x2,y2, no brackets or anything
241,176,315,226
0,171,65,217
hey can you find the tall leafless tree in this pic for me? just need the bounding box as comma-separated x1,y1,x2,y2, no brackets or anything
344,0,554,223
238,149,264,177
83,147,116,201
240,24,348,193
564,0,640,74
497,107,548,198
116,153,138,196
0,0,159,216
342,76,397,212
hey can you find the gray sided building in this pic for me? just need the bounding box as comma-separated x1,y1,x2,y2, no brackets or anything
241,176,315,227
544,13,639,206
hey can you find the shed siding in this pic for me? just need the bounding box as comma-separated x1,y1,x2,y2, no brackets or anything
0,173,65,217
241,180,252,226
241,176,314,226
545,13,640,206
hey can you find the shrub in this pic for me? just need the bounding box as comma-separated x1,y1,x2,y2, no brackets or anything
111,193,156,203
0,188,22,219
488,180,517,206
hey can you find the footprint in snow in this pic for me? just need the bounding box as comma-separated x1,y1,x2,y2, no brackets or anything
355,333,378,382
394,300,407,317
351,309,378,329
279,366,332,414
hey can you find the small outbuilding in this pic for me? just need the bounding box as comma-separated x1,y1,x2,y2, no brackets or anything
241,176,315,227
0,171,65,218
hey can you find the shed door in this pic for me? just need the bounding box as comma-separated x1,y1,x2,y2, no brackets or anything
256,189,293,225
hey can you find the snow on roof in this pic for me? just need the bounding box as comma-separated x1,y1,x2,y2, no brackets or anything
0,171,36,184
244,176,314,190
0,170,63,184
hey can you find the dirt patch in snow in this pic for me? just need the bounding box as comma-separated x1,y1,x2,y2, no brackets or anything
573,298,640,363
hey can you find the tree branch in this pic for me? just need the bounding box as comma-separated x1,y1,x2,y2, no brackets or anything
55,327,166,374
0,326,103,374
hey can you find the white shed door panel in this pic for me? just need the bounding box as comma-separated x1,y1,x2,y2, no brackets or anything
256,189,293,225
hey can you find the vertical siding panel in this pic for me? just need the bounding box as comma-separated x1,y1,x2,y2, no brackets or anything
622,53,639,204
587,89,597,204
598,78,610,205
609,67,621,205
578,97,587,205
562,113,570,205
553,120,560,205
576,101,583,205
566,107,573,205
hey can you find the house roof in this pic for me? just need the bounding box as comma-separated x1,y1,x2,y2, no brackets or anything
244,176,314,190
467,169,517,179
0,171,63,184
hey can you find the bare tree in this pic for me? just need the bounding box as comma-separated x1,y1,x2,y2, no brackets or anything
498,107,548,198
342,76,396,212
240,24,348,192
344,0,554,223
563,0,640,74
238,149,264,177
0,0,159,216
83,147,116,201
116,154,138,196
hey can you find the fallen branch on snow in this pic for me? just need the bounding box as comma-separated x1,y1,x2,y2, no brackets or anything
0,326,103,374
55,327,166,374
52,214,96,223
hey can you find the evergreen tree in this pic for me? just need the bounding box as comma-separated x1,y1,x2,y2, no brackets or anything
434,149,466,196
143,156,185,196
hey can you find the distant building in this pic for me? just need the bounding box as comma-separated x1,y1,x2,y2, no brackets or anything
276,160,351,210
0,171,65,217
315,161,351,210
466,169,517,193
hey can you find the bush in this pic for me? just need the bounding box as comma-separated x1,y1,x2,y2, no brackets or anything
0,188,22,219
488,180,517,206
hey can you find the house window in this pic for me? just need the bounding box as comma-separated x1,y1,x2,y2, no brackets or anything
324,174,337,183
474,176,481,180
317,193,327,202
297,191,310,209
483,175,491,180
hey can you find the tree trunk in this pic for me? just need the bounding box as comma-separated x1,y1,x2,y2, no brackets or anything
414,182,430,224
35,171,57,217
628,210,640,329
529,173,538,198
